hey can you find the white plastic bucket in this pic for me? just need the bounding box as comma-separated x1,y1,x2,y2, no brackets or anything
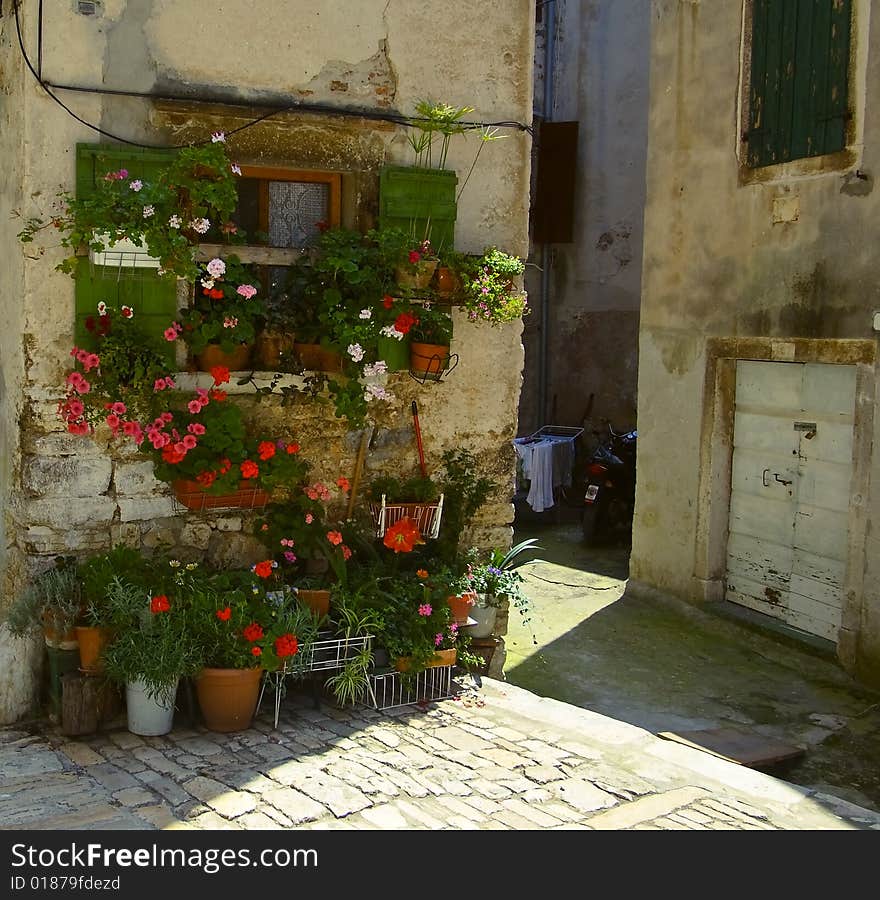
125,678,178,736
468,603,497,639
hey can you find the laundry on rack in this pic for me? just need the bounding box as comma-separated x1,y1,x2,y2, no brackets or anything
514,429,581,512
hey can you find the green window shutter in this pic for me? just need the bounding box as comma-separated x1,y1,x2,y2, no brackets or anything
74,144,179,363
746,0,851,168
379,165,457,253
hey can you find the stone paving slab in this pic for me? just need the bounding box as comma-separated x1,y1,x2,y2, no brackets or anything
1,676,879,832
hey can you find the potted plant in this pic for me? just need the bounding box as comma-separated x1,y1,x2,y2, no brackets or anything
101,573,201,736
367,473,444,541
408,304,455,381
434,248,468,299
18,135,241,281
254,302,299,371
465,539,540,638
58,301,173,438
174,255,266,371
322,591,381,707
460,247,528,325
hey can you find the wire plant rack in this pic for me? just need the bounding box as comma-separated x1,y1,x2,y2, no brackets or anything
368,665,456,711
369,493,444,539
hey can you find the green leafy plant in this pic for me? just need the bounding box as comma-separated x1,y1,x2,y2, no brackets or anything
466,538,540,632
435,448,494,562
18,136,241,280
58,301,173,436
367,474,440,503
2,557,82,640
176,255,267,355
407,100,474,170
460,248,528,325
408,303,454,345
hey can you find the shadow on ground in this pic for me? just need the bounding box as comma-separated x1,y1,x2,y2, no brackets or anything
502,516,880,813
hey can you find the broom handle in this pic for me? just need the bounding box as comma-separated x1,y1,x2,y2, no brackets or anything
346,427,372,518
412,401,427,477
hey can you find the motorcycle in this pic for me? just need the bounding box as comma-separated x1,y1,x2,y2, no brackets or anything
582,423,637,545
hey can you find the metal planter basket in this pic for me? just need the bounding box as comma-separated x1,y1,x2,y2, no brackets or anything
369,493,444,539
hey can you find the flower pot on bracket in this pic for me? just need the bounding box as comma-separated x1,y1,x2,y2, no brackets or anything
410,341,457,382
394,648,457,672
172,479,270,511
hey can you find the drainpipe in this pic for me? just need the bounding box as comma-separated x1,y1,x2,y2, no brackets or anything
538,0,556,427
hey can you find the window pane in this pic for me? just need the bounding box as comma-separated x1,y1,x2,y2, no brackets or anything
268,181,329,249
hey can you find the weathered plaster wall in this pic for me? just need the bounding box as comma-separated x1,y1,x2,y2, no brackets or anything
0,14,44,721
632,0,880,682
520,0,649,436
1,1,533,722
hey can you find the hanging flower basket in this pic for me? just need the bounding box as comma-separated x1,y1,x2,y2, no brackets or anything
369,493,444,539
172,479,270,511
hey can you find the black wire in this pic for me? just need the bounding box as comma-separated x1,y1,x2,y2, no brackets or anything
15,1,532,149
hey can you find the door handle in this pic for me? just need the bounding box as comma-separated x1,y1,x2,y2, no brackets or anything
762,468,770,487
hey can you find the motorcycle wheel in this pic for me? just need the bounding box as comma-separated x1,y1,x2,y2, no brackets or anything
582,502,604,545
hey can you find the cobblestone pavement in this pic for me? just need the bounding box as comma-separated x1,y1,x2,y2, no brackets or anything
2,677,879,832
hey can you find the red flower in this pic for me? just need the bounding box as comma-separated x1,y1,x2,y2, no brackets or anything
408,250,421,264
341,545,352,561
383,295,394,310
150,595,170,614
243,622,264,642
394,312,417,335
240,459,259,479
274,633,299,658
196,470,216,487
218,458,232,474
162,445,186,464
216,606,231,621
210,365,230,386
258,441,276,461
210,389,228,402
383,517,424,553
209,288,224,300
336,476,350,492
286,442,300,454
417,569,429,579
327,530,343,546
251,646,262,657
253,560,274,579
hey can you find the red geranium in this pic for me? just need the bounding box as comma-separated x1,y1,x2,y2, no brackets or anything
251,646,262,657
196,470,216,487
240,460,259,479
150,595,170,614
243,622,264,642
210,365,230,386
258,441,276,461
216,606,232,621
394,312,417,335
253,560,274,579
274,633,299,658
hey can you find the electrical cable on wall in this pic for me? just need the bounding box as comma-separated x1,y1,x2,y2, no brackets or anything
13,2,532,151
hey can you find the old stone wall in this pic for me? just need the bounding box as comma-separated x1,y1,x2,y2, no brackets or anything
0,1,534,723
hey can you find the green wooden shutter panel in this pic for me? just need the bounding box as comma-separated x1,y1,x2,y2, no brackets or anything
74,144,179,364
746,0,851,168
379,165,457,252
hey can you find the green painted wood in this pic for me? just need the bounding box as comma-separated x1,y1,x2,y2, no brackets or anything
747,0,851,169
379,165,457,252
74,145,178,363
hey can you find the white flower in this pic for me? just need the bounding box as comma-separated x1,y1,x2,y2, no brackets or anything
363,361,388,377
129,180,143,192
168,215,181,229
96,301,107,315
359,308,372,319
231,164,242,176
190,218,210,234
380,324,405,341
365,383,394,402
211,132,226,143
347,343,364,362
142,205,155,218
206,258,226,278
200,278,215,290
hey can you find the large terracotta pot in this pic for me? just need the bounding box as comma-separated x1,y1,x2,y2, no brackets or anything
42,612,78,650
434,266,461,298
195,342,253,372
410,341,453,381
195,667,264,733
394,648,457,672
172,479,270,511
75,625,112,674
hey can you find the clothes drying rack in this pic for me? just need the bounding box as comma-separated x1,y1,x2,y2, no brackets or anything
513,425,584,514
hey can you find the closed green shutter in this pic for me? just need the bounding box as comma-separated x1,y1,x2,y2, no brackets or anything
746,0,852,168
379,165,457,253
74,145,179,363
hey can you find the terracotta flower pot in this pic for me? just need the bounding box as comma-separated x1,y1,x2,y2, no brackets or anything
395,258,438,290
434,266,461,298
394,648,457,672
195,342,253,372
75,625,112,674
255,331,296,370
410,341,454,381
296,589,330,619
42,612,78,650
447,590,477,625
195,667,263,733
293,342,343,372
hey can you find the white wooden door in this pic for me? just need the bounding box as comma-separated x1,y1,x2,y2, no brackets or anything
725,360,856,642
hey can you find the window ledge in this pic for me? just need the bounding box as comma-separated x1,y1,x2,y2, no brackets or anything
195,243,308,265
